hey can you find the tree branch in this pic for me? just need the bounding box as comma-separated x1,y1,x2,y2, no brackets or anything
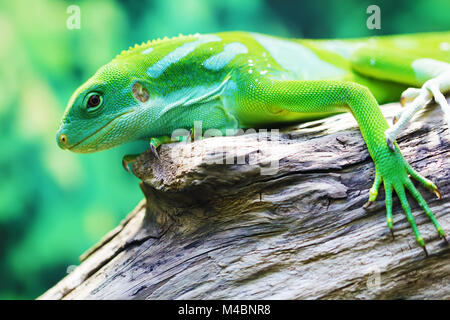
40,100,450,300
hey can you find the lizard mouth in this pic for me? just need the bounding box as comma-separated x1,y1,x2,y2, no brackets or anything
68,110,133,152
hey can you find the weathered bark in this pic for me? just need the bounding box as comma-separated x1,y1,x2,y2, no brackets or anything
40,100,450,300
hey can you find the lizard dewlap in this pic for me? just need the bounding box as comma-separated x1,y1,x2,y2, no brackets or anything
57,31,450,252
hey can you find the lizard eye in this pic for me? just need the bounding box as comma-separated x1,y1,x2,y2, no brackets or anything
85,92,103,111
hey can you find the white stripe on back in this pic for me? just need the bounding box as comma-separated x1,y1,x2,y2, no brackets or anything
146,34,222,78
251,33,346,80
202,42,248,71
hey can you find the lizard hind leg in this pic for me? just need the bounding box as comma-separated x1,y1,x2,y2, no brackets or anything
392,87,423,124
246,77,447,249
385,65,450,151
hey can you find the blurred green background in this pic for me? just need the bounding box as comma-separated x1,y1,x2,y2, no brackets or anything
0,0,449,299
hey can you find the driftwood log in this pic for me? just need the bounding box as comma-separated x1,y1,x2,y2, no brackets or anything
40,99,450,300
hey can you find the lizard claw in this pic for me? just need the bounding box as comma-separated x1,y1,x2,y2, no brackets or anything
422,245,429,257
188,126,202,142
122,154,139,173
386,136,396,152
417,236,429,257
122,158,131,173
150,143,161,160
392,115,398,125
363,200,373,209
389,228,395,240
433,186,442,200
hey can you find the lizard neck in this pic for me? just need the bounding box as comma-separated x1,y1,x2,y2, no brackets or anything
132,73,235,139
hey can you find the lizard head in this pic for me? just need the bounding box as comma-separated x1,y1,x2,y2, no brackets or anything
56,57,150,153
57,33,226,153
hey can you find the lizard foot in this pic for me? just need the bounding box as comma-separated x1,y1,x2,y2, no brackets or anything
365,147,445,252
149,136,174,161
391,87,422,125
385,69,450,151
123,135,174,171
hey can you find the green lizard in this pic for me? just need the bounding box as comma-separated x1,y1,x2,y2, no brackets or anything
57,31,450,253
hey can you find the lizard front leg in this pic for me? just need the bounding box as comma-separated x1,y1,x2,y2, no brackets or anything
242,78,446,253
121,122,206,172
122,135,173,172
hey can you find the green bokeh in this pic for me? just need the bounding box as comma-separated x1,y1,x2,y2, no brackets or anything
0,0,448,299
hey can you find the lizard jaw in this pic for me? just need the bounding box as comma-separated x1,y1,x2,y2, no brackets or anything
62,110,133,153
